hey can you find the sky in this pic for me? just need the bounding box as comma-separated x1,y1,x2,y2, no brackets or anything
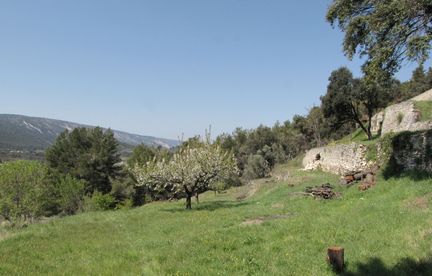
0,1,429,140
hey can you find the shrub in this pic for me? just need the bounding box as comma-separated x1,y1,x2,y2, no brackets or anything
82,192,116,212
0,161,49,225
209,181,229,193
55,174,86,215
116,199,133,210
110,178,135,203
243,155,270,181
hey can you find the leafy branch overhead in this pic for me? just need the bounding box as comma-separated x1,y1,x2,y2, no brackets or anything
327,0,432,80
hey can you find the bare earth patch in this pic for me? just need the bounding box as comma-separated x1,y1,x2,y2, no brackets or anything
271,203,284,209
241,213,293,226
241,219,264,226
405,194,432,210
236,180,261,200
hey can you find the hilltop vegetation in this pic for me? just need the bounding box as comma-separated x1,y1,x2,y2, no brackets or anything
0,114,179,162
0,162,431,275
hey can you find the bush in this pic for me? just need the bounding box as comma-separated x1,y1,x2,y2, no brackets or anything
0,161,49,225
82,192,116,212
209,181,229,193
55,174,86,215
242,155,271,181
116,199,133,210
110,178,135,203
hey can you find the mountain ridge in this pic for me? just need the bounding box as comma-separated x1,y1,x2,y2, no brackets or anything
0,114,180,159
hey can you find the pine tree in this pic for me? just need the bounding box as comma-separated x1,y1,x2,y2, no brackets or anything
46,127,122,194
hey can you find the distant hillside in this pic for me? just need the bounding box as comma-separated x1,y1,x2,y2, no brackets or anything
0,114,180,160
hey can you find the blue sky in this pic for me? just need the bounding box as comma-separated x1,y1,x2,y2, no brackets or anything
0,1,428,139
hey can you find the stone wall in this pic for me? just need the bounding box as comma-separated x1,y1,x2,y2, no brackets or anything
371,89,432,136
302,143,372,175
303,89,432,176
386,130,432,174
303,130,432,176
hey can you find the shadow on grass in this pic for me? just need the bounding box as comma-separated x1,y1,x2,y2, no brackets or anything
342,256,432,276
161,200,252,213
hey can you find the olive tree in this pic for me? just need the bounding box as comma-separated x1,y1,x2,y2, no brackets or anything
133,142,238,209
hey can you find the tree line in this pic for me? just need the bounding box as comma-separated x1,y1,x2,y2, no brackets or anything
214,65,432,181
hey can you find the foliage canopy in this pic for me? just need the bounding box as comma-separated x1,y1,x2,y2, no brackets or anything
327,0,432,80
46,127,122,194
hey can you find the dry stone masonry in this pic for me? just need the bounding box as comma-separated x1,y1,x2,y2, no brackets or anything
388,130,432,174
302,143,372,175
371,89,432,136
304,89,432,175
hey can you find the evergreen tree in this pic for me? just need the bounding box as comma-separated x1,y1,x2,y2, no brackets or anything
46,127,122,194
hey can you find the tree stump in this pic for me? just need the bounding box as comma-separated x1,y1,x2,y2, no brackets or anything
327,247,344,272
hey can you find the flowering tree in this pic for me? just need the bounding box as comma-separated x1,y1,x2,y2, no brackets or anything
133,142,238,209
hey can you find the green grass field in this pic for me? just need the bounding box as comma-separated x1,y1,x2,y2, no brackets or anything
0,163,432,275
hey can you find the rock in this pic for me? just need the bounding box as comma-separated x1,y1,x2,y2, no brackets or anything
354,173,363,181
364,173,375,185
358,182,372,191
340,178,348,185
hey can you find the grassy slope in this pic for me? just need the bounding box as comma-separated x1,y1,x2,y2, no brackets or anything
0,164,432,275
415,101,432,122
334,128,380,146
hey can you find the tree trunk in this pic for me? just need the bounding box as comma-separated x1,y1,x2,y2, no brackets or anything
195,193,199,204
367,110,373,140
351,104,370,140
327,247,344,273
186,194,192,209
367,122,372,140
356,118,370,140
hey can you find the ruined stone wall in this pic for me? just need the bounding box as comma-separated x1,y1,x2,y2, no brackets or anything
387,130,432,174
303,89,432,176
303,130,432,176
371,89,432,136
302,143,372,175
